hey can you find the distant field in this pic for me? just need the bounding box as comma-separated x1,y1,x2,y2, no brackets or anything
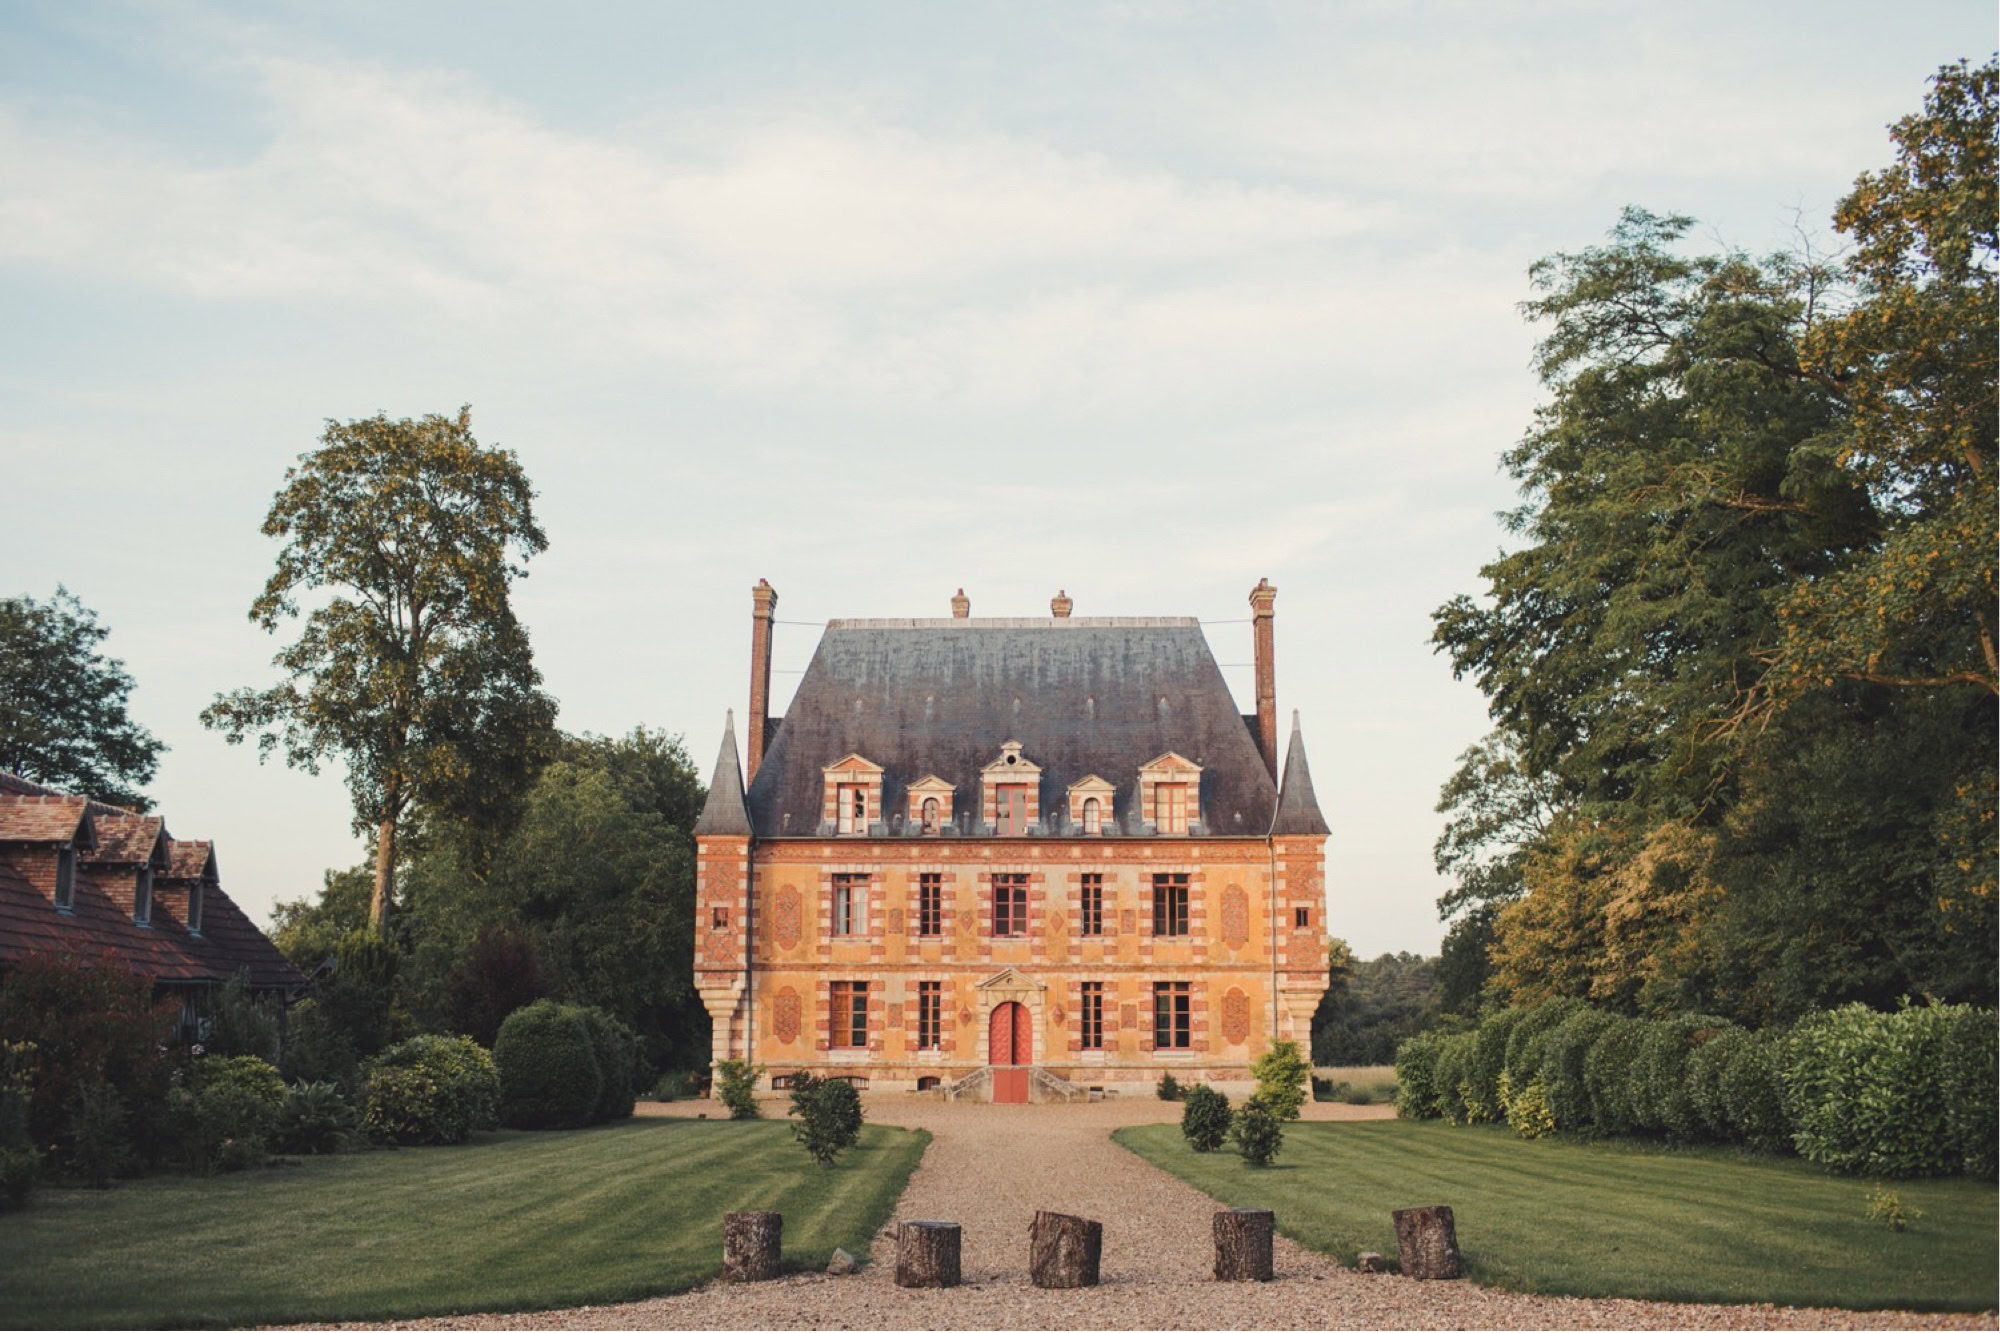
0,1118,928,1329
1118,1119,1998,1312
1315,1064,1396,1085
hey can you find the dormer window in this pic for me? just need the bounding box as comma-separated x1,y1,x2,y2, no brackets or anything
1082,799,1101,834
1066,775,1115,836
188,880,205,935
1155,784,1190,834
922,799,940,833
821,754,885,837
134,865,153,926
54,845,75,912
905,775,955,835
980,742,1043,837
1137,753,1204,836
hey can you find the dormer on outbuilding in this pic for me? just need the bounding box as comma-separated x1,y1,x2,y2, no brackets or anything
981,741,1043,836
1137,752,1203,835
821,754,885,835
1065,775,1116,835
83,813,171,926
162,839,219,937
0,792,97,912
905,775,956,835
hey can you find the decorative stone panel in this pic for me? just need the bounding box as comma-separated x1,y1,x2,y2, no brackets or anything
773,987,802,1043
1221,987,1251,1045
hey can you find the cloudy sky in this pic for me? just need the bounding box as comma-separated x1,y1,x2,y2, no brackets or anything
2,1,1989,955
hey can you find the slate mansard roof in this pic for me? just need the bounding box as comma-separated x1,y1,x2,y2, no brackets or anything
736,616,1324,839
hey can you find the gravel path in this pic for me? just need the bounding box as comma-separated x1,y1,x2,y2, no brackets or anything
341,1096,1994,1331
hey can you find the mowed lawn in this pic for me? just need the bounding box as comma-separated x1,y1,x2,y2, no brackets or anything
1117,1120,1998,1313
0,1117,929,1329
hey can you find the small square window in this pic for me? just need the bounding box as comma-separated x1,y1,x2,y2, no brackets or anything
712,906,731,931
1294,906,1310,929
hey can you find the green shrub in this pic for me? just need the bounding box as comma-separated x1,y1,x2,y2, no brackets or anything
0,1040,36,1210
281,997,361,1088
1393,1030,1446,1119
1433,1031,1479,1124
1464,1008,1525,1123
1864,1186,1923,1231
1630,1015,1732,1140
1156,1072,1182,1102
1719,1028,1790,1152
1684,1026,1747,1140
1250,1039,1310,1121
1785,1004,1962,1176
1502,999,1587,1091
494,1001,601,1130
1939,1006,1997,1179
66,1082,131,1187
1232,1095,1283,1167
273,1080,356,1154
786,1072,864,1165
576,1008,639,1122
650,1069,701,1102
1504,1071,1555,1138
174,1055,285,1172
1181,1084,1233,1151
1343,1085,1378,1106
1582,1014,1647,1135
0,1146,37,1210
715,1059,762,1119
1538,1007,1618,1133
365,1035,499,1145
199,973,281,1064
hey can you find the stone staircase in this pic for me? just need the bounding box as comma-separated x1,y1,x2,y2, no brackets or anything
936,1066,1088,1104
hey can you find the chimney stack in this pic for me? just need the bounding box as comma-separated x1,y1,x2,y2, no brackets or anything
747,579,777,779
951,588,970,618
1249,578,1278,781
1051,589,1073,618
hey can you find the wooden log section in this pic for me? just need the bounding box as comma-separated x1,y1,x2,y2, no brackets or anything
1212,1207,1275,1281
1391,1205,1464,1280
722,1210,782,1282
1029,1210,1103,1288
895,1220,963,1288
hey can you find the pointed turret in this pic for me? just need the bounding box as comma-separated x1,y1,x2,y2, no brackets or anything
1270,710,1330,836
692,710,753,837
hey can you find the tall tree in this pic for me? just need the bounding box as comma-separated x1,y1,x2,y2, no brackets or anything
204,407,557,932
0,587,163,809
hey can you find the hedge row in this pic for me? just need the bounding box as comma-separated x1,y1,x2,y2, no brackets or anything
1395,1000,1996,1178
492,1000,639,1130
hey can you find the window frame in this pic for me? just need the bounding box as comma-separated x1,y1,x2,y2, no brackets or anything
187,880,204,935
1151,872,1189,937
54,845,75,912
916,980,942,1051
1294,906,1310,929
1079,873,1104,936
134,865,153,926
831,873,868,937
991,873,1028,938
1154,782,1189,834
995,783,1032,836
1152,981,1191,1049
830,980,869,1048
917,873,944,937
1081,797,1101,834
836,783,869,835
1080,981,1104,1051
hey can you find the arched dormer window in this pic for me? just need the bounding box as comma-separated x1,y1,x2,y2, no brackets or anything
922,798,941,833
1082,797,1101,835
1066,774,1115,836
906,776,955,835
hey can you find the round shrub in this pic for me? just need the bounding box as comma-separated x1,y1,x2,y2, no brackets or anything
1582,1014,1646,1135
1539,1008,1618,1134
1785,1004,1957,1176
1939,1005,1998,1178
1503,999,1587,1092
576,1008,638,1122
1393,1030,1446,1119
1465,1008,1526,1123
788,1072,865,1165
365,1034,499,1145
1630,1015,1732,1140
1683,1026,1747,1140
494,1001,601,1130
1232,1095,1283,1167
1504,1072,1555,1139
1250,1039,1310,1121
1433,1031,1479,1124
714,1059,761,1120
1719,1028,1790,1152
1181,1084,1233,1151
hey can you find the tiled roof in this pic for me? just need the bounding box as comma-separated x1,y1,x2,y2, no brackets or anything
746,617,1281,837
82,814,166,866
164,839,216,882
0,794,92,844
1271,711,1331,837
692,712,752,836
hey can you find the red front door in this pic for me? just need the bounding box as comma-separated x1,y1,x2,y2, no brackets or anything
990,1002,1031,1103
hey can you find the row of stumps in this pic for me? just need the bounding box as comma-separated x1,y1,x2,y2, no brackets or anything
721,1204,1465,1286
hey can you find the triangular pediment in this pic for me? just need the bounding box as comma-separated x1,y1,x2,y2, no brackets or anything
981,740,1042,777
1067,774,1115,795
974,966,1046,992
822,753,885,776
1138,751,1202,776
907,774,955,794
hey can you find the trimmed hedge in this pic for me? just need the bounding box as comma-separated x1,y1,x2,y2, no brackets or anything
1392,999,1998,1177
494,1002,600,1130
363,1035,499,1145
576,1008,639,1123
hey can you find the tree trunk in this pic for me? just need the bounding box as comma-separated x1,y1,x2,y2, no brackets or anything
1030,1210,1102,1288
370,815,396,933
1213,1207,1274,1281
722,1210,782,1282
895,1220,962,1288
1392,1205,1464,1280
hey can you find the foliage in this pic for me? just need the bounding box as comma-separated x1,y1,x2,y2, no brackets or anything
1393,1030,1446,1119
202,406,559,932
649,1069,702,1102
273,1080,357,1155
1629,1015,1732,1140
1249,1038,1310,1121
493,1001,600,1131
576,1006,639,1122
0,1040,37,1210
1231,1095,1283,1167
786,1071,865,1166
1180,1084,1233,1151
1155,1071,1181,1101
443,926,554,1048
1939,1005,1998,1178
364,1034,499,1145
199,972,282,1064
1432,1030,1478,1124
0,1147,35,1211
0,586,163,808
1312,946,1439,1064
1865,1186,1924,1232
1580,1013,1647,1136
1537,1007,1618,1132
1718,1028,1791,1152
1462,1007,1523,1123
1783,1003,1981,1176
168,1055,286,1174
65,1081,130,1187
715,1059,761,1120
1500,1070,1555,1139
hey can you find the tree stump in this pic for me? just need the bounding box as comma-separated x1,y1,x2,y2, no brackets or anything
1029,1210,1103,1288
1212,1207,1274,1281
895,1220,962,1288
1391,1205,1464,1280
722,1210,782,1282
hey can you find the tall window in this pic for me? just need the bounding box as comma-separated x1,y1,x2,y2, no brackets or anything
54,846,75,912
992,873,1028,937
837,784,869,834
187,881,204,935
1154,783,1190,833
1152,981,1191,1049
1080,981,1104,1050
918,873,943,937
832,873,867,936
134,865,153,926
916,981,942,1051
1079,873,1104,936
830,981,869,1048
921,797,941,834
995,784,1031,835
1081,797,1101,834
1151,873,1189,937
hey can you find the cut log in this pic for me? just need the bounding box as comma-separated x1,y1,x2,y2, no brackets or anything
722,1210,782,1282
896,1220,963,1288
1391,1205,1464,1280
1212,1207,1274,1281
1029,1210,1103,1288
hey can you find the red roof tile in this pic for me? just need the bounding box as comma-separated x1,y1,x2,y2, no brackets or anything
0,794,92,844
82,814,166,867
163,839,216,883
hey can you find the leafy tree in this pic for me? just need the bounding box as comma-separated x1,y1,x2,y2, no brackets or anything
1312,949,1441,1064
1180,1084,1233,1151
1231,1095,1283,1167
714,1059,762,1119
203,407,558,932
0,588,162,808
786,1071,864,1166
1249,1037,1310,1120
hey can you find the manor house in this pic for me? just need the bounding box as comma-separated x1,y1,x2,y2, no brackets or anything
692,581,1330,1100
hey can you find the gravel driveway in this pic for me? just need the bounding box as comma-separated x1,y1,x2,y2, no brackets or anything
342,1096,1994,1331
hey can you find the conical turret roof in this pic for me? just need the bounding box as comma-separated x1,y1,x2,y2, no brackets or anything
1270,710,1330,836
692,711,753,837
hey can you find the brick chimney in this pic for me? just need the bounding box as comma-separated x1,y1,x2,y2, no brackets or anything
1050,589,1073,618
951,588,970,618
1249,578,1278,781
747,579,777,779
